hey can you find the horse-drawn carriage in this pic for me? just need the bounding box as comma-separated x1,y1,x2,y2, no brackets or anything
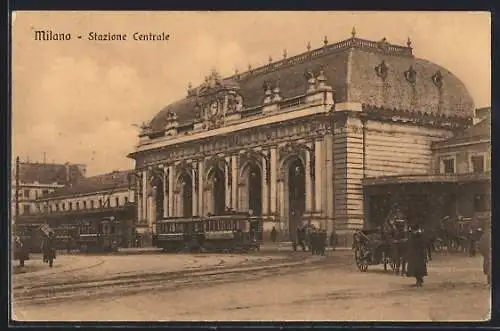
352,229,394,272
434,216,485,253
352,217,409,274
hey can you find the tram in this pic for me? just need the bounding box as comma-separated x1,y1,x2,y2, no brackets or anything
75,217,121,253
153,212,263,253
52,224,79,252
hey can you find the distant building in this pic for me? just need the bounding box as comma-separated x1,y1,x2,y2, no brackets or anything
11,161,86,220
17,170,138,248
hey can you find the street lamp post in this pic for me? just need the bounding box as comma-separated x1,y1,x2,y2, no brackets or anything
15,156,20,226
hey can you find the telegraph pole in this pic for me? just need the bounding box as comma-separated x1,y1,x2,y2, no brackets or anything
15,156,20,226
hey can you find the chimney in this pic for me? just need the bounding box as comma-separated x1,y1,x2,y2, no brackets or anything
65,162,71,185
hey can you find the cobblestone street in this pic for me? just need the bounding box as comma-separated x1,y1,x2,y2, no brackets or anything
12,251,490,322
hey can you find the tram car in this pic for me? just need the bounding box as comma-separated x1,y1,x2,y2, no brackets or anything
153,212,263,253
203,214,262,252
53,224,79,252
153,217,205,252
75,217,121,253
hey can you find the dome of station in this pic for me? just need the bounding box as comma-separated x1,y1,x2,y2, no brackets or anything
148,36,475,132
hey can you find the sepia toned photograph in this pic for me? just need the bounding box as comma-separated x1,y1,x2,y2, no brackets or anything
11,11,491,322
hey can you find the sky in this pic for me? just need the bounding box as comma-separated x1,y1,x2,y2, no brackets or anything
12,11,491,176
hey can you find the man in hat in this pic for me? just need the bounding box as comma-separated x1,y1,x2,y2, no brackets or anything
270,226,277,243
43,231,56,268
406,224,428,287
14,235,30,267
478,224,491,284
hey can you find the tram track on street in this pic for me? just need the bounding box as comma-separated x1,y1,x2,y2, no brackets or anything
14,254,297,291
15,255,348,306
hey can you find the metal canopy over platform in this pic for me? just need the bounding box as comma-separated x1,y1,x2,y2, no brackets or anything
363,172,491,187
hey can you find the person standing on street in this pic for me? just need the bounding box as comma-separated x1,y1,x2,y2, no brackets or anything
270,226,277,243
14,236,29,267
478,225,491,284
406,224,428,287
43,231,56,268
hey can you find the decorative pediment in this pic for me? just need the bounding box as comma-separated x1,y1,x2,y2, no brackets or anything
194,68,244,130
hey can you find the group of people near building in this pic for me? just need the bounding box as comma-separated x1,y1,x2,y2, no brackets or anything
288,225,337,256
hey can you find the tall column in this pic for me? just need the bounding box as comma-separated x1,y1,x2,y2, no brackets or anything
136,173,142,222
278,179,285,227
198,161,204,217
192,163,198,216
261,157,269,215
270,147,277,215
168,165,174,217
305,149,313,213
224,157,230,209
314,139,323,214
231,155,238,210
163,166,168,218
147,195,155,229
324,133,334,234
142,170,147,222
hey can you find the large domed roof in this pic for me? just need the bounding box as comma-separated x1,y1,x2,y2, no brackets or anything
148,36,475,132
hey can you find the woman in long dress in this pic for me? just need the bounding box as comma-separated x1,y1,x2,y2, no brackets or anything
406,224,428,287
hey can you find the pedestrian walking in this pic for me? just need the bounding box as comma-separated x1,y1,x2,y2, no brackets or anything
329,231,336,250
320,229,327,255
310,230,317,255
406,224,428,287
478,225,491,284
42,231,56,268
270,226,277,243
14,236,30,267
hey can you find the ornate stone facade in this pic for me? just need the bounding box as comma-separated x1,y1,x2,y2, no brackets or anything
128,35,475,244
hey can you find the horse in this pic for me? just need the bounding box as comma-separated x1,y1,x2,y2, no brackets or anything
435,217,463,252
388,219,410,276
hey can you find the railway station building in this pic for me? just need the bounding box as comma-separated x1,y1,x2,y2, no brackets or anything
128,32,487,246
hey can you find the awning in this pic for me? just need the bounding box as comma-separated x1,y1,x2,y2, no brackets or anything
364,172,491,187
